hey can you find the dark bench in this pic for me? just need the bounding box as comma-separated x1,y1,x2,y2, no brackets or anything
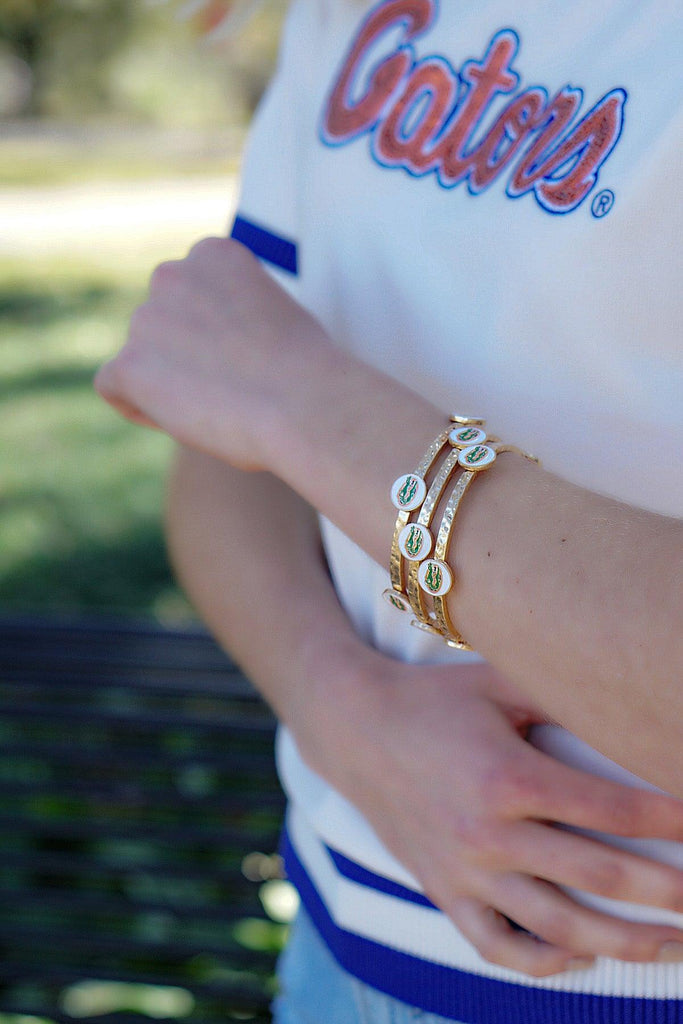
0,615,286,1024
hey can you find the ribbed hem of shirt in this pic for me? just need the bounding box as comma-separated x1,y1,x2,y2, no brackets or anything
281,824,683,1024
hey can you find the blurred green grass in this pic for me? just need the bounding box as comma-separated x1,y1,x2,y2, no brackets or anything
0,130,242,187
0,252,192,619
0,0,291,616
0,0,287,620
0,11,288,1019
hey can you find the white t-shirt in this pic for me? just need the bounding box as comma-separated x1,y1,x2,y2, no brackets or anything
233,1,683,1019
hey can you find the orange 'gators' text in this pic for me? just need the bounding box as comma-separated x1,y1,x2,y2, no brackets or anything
320,0,626,215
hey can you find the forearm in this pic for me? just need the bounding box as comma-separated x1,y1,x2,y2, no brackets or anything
165,445,383,771
268,346,682,791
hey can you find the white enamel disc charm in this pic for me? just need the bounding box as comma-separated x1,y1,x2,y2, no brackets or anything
391,474,427,512
382,588,412,613
449,425,487,449
398,523,433,562
458,444,497,471
418,559,453,597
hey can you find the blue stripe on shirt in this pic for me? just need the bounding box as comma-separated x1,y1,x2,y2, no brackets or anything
325,843,437,909
230,215,298,275
281,827,681,1024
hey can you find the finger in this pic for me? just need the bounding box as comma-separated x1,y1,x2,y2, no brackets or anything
148,259,185,298
491,874,683,963
185,235,259,284
501,820,683,913
510,747,683,840
145,262,206,316
448,897,592,977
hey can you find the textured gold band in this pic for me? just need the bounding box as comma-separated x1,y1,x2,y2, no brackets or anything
389,427,451,595
406,447,461,623
432,443,539,648
431,470,477,648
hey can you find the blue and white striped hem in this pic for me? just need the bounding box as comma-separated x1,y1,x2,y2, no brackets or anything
281,808,683,1024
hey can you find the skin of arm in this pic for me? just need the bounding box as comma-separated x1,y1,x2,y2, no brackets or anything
165,446,683,974
96,237,683,794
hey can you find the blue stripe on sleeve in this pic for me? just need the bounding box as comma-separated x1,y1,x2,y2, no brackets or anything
230,215,298,275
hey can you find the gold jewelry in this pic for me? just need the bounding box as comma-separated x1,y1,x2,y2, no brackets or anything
410,426,492,647
384,427,451,611
450,414,485,426
406,424,498,631
386,419,539,651
428,442,539,648
405,446,461,624
429,470,478,648
385,418,485,616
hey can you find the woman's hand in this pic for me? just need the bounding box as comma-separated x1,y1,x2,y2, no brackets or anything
95,237,330,469
304,657,683,977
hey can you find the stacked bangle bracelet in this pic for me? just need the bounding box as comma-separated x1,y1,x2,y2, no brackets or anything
405,446,461,625
385,426,452,612
387,417,539,649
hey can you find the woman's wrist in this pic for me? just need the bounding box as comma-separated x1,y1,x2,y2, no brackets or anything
287,627,390,786
270,342,447,565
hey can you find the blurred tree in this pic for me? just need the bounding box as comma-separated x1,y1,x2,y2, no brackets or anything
0,0,285,124
0,0,138,116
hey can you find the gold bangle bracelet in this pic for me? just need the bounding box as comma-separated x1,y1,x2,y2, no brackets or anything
430,469,477,648
387,419,540,647
386,417,485,613
430,442,540,648
410,425,494,643
405,447,461,624
385,426,452,612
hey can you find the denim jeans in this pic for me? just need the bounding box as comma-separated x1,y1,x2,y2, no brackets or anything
272,906,465,1024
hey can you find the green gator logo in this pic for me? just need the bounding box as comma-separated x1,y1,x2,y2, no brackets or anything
398,476,419,506
464,445,489,465
456,427,479,444
424,562,443,593
405,526,424,558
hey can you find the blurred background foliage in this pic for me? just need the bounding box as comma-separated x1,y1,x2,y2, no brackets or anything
0,0,286,125
1,10,292,1020
0,0,286,619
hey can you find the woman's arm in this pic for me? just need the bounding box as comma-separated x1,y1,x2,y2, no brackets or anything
97,237,683,792
165,446,683,974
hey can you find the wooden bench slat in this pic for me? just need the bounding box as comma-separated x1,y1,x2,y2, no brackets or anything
0,665,258,697
0,959,273,996
0,776,285,809
0,920,278,965
0,810,282,847
0,1010,271,1024
0,886,265,927
0,846,265,883
1,736,278,770
0,697,275,732
0,616,242,670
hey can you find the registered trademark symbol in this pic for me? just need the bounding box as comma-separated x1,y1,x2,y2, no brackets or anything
591,189,615,218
